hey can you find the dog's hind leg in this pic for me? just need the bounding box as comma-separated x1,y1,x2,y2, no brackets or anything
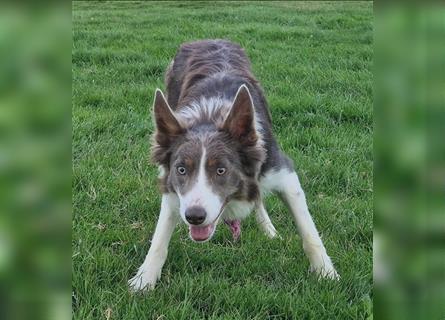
271,169,339,279
129,193,178,292
255,202,278,238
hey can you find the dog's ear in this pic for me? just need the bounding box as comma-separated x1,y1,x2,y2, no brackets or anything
153,89,184,145
223,84,257,145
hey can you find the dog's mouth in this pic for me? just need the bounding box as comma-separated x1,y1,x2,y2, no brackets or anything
187,199,228,242
189,224,215,242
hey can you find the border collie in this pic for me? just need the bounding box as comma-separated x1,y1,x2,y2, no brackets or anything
129,40,338,291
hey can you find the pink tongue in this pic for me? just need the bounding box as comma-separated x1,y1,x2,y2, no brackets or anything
224,219,241,241
189,224,213,241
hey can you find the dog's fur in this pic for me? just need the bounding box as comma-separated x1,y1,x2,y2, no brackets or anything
129,40,338,291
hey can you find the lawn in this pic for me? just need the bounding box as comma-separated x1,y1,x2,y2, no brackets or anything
72,1,373,319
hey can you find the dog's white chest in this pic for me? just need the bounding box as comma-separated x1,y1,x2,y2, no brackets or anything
222,200,254,220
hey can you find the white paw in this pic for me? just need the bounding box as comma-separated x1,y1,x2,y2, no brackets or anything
128,267,159,292
310,259,340,280
264,225,277,238
261,222,282,239
311,264,340,280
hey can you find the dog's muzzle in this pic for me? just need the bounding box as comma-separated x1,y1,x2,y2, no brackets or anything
185,206,206,225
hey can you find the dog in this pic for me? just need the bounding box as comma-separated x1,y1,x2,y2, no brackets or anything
129,39,339,291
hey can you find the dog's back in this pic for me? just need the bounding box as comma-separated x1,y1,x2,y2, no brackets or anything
165,40,257,108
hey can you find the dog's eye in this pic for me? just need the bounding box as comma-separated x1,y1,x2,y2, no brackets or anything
177,166,186,175
216,167,226,176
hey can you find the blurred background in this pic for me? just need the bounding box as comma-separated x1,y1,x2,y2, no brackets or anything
0,3,71,320
0,1,443,320
374,2,445,320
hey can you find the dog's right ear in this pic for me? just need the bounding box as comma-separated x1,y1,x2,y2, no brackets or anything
222,84,257,146
153,89,184,145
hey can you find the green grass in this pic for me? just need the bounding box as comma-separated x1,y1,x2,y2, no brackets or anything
72,2,373,319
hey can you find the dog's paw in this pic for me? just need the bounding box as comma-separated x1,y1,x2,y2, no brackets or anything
264,223,281,239
310,260,340,280
311,264,340,280
128,269,158,292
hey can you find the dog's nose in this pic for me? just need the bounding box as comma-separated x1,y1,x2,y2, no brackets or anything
185,206,206,225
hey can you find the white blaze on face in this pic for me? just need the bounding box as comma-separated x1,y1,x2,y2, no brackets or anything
177,146,223,225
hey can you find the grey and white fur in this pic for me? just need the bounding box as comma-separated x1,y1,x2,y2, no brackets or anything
129,40,339,291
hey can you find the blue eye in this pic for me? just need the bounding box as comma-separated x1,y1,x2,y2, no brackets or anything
216,167,226,176
177,166,186,175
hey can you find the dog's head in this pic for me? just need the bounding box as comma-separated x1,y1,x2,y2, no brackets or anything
151,85,264,242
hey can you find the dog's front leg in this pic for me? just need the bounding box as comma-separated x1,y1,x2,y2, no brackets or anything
280,171,339,279
129,193,178,292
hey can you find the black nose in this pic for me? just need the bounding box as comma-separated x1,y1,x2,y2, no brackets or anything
185,206,206,225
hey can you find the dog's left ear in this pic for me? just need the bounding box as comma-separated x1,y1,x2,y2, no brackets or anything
223,84,257,145
153,89,184,144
